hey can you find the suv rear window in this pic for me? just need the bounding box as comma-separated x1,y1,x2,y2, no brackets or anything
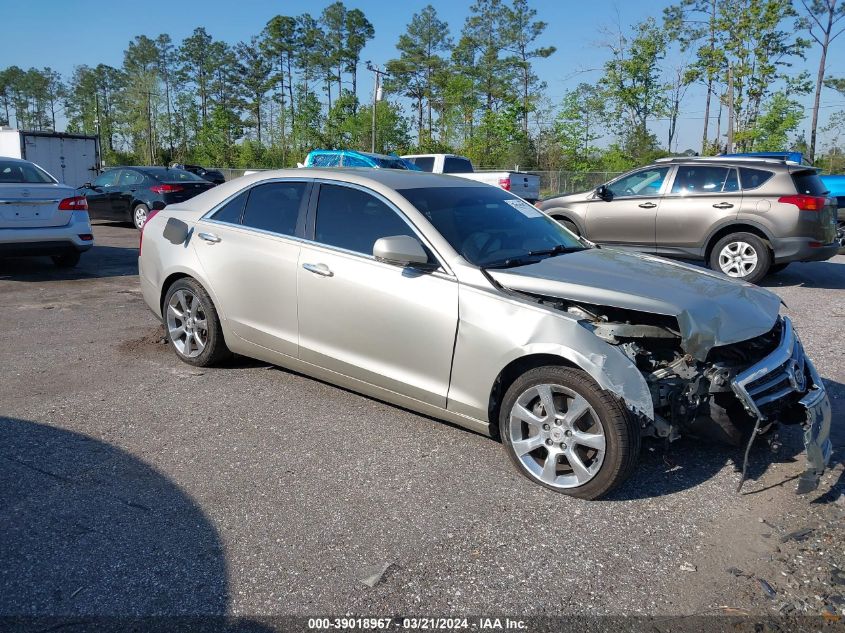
791,171,828,196
738,168,774,190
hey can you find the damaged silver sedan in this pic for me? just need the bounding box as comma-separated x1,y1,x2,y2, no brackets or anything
138,169,833,499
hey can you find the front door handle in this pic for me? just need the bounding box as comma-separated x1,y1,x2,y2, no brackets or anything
302,262,333,277
713,202,734,209
638,201,657,209
198,232,221,243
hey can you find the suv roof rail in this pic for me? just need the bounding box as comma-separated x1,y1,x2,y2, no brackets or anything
654,156,791,165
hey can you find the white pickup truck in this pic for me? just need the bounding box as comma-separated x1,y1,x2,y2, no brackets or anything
402,153,541,202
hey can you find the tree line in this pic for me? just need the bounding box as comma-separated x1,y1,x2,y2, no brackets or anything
1,0,844,173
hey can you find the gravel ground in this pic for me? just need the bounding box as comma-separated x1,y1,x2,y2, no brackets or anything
0,222,842,623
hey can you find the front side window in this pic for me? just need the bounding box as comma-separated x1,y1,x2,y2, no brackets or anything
240,182,307,236
315,184,417,255
606,167,669,198
671,166,737,194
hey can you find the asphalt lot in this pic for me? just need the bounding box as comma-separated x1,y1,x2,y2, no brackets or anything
1,221,843,620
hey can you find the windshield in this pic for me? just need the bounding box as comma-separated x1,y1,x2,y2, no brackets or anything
144,167,206,182
0,159,56,184
398,186,586,267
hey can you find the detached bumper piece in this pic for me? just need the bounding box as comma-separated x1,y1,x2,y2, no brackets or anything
730,316,833,494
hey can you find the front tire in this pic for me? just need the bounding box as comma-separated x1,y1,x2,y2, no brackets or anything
554,217,580,237
709,232,771,284
163,278,230,367
133,203,150,231
500,366,640,500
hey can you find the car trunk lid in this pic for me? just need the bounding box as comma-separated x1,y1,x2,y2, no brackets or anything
0,184,77,229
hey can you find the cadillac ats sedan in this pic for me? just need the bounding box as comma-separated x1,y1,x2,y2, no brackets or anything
138,169,833,499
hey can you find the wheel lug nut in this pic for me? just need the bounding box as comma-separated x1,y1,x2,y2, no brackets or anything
542,423,550,431
560,443,567,450
565,429,572,436
545,439,553,446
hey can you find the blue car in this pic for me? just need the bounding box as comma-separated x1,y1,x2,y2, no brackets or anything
303,149,421,170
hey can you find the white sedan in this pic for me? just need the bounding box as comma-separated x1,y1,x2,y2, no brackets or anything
0,157,93,267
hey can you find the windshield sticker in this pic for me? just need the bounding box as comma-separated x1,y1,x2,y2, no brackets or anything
504,198,543,218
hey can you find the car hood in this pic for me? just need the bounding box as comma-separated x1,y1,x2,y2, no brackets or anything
486,248,782,360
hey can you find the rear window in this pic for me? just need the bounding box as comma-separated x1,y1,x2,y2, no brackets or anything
410,156,435,172
738,168,774,190
211,190,248,224
791,171,828,196
144,167,205,182
443,157,474,173
241,182,307,236
0,159,55,183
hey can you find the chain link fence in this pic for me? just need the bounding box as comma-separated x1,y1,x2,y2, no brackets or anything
209,167,623,198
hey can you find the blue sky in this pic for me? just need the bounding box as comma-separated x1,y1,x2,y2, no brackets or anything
3,0,845,152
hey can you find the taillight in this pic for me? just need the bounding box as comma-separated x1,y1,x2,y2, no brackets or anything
58,196,88,211
150,184,184,194
498,177,511,191
139,209,160,255
778,195,826,211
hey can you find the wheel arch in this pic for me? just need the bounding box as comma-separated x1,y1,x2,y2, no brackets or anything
544,208,585,235
704,222,774,261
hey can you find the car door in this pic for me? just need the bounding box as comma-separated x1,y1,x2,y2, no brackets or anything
83,170,119,219
192,180,311,357
296,182,459,408
116,169,146,219
655,164,740,257
585,166,671,251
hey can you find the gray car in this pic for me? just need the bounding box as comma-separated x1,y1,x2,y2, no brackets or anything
538,157,840,283
138,169,833,499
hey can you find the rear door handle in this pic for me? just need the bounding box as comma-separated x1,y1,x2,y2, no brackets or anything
638,202,657,209
712,202,734,209
198,232,221,243
302,262,333,277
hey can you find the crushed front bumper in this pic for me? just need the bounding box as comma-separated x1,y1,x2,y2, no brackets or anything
730,316,833,493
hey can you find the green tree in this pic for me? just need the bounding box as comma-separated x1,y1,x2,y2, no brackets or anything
236,37,273,144
749,91,804,150
344,8,375,99
554,84,605,170
501,0,556,134
797,0,845,161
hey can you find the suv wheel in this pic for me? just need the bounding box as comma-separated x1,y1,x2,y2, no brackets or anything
709,232,771,284
500,366,640,500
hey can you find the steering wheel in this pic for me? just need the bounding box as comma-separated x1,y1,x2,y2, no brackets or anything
462,232,504,262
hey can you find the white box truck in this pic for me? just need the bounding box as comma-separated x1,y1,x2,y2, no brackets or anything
0,127,100,187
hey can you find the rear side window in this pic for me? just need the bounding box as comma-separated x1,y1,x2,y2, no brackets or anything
93,170,119,187
118,170,145,186
211,190,248,224
410,157,435,172
315,184,416,255
791,171,828,196
443,157,474,173
241,182,307,236
739,168,774,190
671,166,736,194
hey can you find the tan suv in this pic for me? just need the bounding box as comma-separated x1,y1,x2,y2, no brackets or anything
537,157,839,283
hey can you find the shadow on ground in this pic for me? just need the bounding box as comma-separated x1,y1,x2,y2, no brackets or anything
0,245,139,282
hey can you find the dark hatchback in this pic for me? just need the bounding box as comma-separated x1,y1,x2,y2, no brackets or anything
79,166,215,230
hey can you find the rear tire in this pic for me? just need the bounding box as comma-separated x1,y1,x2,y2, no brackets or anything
132,203,150,231
709,232,771,284
499,366,640,500
163,278,231,367
51,252,80,268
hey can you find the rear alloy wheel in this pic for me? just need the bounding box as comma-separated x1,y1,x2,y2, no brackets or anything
709,232,771,284
500,366,640,500
51,251,80,268
164,278,230,366
133,203,150,231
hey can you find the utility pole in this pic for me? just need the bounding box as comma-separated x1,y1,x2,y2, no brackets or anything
726,65,734,154
366,62,388,153
94,91,103,170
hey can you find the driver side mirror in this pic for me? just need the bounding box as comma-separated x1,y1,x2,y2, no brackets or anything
595,185,612,201
373,235,429,267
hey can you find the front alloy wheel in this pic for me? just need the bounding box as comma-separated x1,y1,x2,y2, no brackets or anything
500,367,640,499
